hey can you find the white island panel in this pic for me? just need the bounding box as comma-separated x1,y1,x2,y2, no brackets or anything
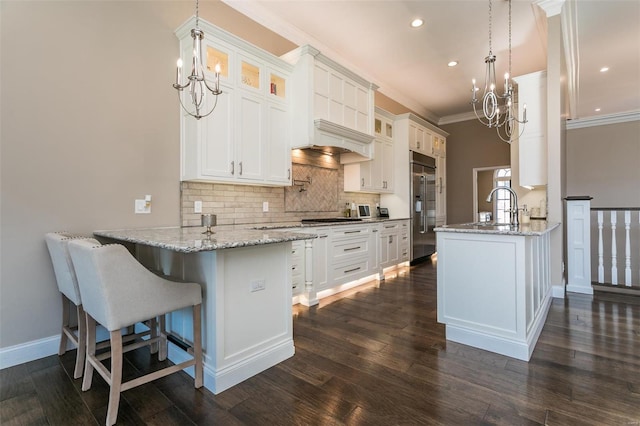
436,222,558,361
440,237,519,336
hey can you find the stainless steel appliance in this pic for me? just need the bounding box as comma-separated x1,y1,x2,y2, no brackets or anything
410,151,436,263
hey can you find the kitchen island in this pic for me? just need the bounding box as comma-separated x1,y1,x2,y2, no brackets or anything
435,221,559,361
94,226,316,394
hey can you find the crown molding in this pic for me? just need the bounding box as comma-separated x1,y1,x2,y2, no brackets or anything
566,110,640,129
437,111,478,126
534,0,565,17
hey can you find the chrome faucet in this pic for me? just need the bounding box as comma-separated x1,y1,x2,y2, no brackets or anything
486,187,519,226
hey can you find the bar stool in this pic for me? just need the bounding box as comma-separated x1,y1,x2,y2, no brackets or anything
67,239,203,426
45,232,101,379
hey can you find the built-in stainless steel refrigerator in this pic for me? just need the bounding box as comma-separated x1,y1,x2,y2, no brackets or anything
410,151,436,263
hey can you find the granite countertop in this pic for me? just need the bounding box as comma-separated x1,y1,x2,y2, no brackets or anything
253,217,411,230
435,221,560,236
94,226,317,253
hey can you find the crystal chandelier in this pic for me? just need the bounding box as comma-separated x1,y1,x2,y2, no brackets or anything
471,0,527,143
172,0,221,120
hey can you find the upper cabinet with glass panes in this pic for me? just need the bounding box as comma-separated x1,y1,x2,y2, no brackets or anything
175,18,291,104
175,17,294,186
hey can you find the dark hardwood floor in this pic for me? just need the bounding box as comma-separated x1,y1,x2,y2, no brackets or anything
2,260,639,425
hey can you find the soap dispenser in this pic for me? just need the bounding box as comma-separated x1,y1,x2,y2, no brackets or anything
521,204,531,224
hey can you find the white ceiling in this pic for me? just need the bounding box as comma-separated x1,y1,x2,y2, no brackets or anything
223,0,640,125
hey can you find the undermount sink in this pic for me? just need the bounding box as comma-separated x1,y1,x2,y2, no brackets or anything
450,222,518,230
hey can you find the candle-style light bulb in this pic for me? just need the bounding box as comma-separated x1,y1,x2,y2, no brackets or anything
504,73,509,92
214,63,221,92
176,58,183,85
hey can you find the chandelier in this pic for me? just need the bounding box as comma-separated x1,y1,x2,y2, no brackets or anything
172,0,222,120
471,0,527,143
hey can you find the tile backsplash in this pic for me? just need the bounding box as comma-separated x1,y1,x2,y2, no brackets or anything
181,150,380,226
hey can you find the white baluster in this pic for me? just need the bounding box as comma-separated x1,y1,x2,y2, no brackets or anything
624,210,631,286
611,211,617,285
598,210,604,283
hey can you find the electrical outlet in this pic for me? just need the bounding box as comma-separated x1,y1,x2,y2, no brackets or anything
250,279,265,292
134,199,151,214
194,200,203,213
263,201,269,212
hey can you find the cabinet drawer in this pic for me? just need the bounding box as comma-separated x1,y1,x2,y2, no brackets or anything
330,237,369,262
329,258,370,286
381,222,400,233
332,225,370,240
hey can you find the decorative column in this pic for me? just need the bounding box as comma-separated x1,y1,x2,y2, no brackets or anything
565,196,593,294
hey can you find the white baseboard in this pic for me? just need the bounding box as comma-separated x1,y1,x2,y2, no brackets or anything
0,326,110,370
566,284,594,295
552,284,566,298
444,292,553,362
167,339,295,394
0,335,61,370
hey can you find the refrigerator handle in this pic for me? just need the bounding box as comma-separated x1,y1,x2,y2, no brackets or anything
422,174,428,233
419,175,426,233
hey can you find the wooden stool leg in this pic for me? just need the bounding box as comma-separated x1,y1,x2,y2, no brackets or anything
149,317,158,354
59,294,70,356
158,314,167,362
73,304,87,379
82,315,97,391
193,304,203,388
106,331,123,426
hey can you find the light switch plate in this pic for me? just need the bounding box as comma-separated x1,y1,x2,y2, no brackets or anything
263,201,269,212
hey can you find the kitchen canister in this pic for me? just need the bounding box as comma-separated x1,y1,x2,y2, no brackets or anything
201,214,217,234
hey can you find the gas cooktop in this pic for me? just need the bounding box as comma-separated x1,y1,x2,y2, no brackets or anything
301,218,363,223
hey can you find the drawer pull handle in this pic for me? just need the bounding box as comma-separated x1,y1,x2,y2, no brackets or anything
344,246,361,252
344,267,361,274
319,235,328,238
344,230,361,234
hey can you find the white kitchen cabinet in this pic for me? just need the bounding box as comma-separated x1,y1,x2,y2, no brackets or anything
281,45,377,158
291,240,304,295
343,108,395,193
381,113,448,220
434,134,447,224
177,17,292,186
408,122,432,156
379,220,410,268
513,71,547,188
328,224,372,287
379,222,400,268
292,221,410,305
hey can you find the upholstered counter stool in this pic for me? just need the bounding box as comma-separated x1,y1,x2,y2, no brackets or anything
45,232,102,379
68,239,203,426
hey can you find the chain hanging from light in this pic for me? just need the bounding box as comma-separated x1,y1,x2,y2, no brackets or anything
172,0,222,120
471,0,527,143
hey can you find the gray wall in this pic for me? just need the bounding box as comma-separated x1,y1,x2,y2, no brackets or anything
0,1,295,349
440,120,512,224
566,120,640,207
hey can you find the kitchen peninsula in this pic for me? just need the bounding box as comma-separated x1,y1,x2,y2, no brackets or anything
94,226,316,394
435,221,559,361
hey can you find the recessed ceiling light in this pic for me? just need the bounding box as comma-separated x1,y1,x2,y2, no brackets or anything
600,67,609,72
448,61,458,67
410,18,424,28
595,108,601,112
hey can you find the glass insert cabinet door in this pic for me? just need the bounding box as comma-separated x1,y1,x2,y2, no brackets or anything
206,46,229,78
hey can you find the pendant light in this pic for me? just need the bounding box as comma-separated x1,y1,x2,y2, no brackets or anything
471,0,527,143
172,0,222,120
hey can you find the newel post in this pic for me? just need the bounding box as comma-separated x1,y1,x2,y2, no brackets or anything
565,196,594,295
